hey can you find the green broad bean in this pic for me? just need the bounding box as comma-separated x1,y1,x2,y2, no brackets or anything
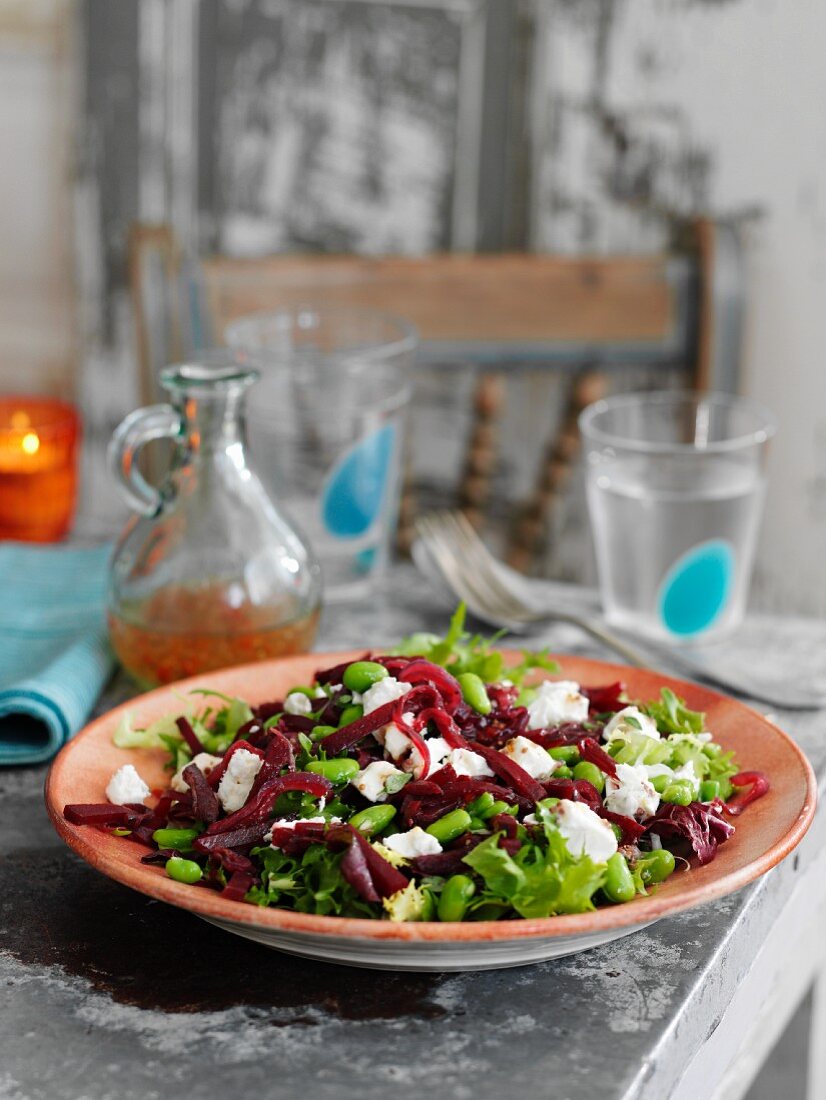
165,856,203,885
152,827,201,852
554,765,574,779
457,672,492,716
700,779,721,802
343,661,388,694
287,685,317,699
549,745,580,765
466,792,496,819
310,725,338,741
306,757,360,784
349,804,397,836
572,760,606,793
338,704,364,728
426,808,473,844
650,773,671,794
636,849,676,885
603,853,636,903
661,780,694,806
437,875,477,922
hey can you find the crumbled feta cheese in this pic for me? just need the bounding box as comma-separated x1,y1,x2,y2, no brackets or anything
382,722,411,759
313,686,328,699
284,691,313,716
555,799,618,863
604,762,660,818
405,735,452,779
351,760,407,802
603,706,661,742
105,764,151,806
447,747,494,778
171,752,222,793
423,737,451,768
501,736,558,781
216,748,263,812
382,826,443,860
361,676,412,716
527,679,589,729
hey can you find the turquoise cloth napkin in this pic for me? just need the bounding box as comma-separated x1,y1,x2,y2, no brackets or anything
0,543,115,765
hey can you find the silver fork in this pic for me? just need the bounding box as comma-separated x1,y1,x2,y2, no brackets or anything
415,511,650,667
414,510,826,711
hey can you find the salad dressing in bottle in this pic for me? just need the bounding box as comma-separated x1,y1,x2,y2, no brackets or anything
107,356,321,686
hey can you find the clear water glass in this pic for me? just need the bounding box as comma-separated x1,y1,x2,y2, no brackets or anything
225,307,415,600
579,392,776,644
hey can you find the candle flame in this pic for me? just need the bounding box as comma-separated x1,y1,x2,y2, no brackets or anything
21,432,40,455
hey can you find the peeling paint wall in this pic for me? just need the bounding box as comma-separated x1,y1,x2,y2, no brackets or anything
531,0,826,613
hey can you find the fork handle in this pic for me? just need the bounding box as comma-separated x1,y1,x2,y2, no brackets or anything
550,612,650,668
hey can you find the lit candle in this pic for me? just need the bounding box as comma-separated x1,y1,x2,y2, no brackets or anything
0,397,80,541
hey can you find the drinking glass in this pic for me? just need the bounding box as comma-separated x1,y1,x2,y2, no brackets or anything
579,391,776,643
225,307,415,600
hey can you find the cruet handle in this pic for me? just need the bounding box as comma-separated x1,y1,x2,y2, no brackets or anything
108,404,183,517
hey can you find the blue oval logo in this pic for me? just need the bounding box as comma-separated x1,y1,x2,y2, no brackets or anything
321,424,396,539
658,539,735,637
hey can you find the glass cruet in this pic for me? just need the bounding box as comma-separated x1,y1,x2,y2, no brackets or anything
106,356,322,687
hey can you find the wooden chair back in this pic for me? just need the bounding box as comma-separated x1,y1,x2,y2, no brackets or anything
128,221,741,568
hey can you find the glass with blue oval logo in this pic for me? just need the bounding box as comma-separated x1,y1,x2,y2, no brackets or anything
226,307,415,599
579,392,775,643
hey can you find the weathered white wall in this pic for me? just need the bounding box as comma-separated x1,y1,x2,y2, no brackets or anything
534,0,826,614
0,0,76,395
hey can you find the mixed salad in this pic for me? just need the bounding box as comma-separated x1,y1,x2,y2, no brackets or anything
64,608,769,923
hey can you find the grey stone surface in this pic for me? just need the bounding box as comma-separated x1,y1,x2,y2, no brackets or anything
1,565,824,1100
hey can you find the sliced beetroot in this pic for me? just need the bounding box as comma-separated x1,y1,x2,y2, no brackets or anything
414,707,467,749
490,813,518,839
578,737,618,778
222,870,255,902
205,772,332,836
264,728,295,772
193,821,271,852
182,763,220,824
140,848,176,865
725,771,769,816
394,705,430,777
543,778,603,812
209,847,254,874
279,714,316,734
175,716,204,755
398,660,463,713
582,682,626,714
269,820,327,849
471,743,546,802
64,803,148,827
598,807,645,844
313,698,400,755
327,824,408,900
402,779,444,798
524,722,594,748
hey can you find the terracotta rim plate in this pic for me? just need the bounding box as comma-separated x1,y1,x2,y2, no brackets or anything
46,652,817,971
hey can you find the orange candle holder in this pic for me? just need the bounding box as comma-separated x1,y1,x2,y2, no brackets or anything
0,397,81,542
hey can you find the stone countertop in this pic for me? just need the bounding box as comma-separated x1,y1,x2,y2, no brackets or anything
1,565,824,1100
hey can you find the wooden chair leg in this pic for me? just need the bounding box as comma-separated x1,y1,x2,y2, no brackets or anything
506,369,608,574
458,371,507,531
